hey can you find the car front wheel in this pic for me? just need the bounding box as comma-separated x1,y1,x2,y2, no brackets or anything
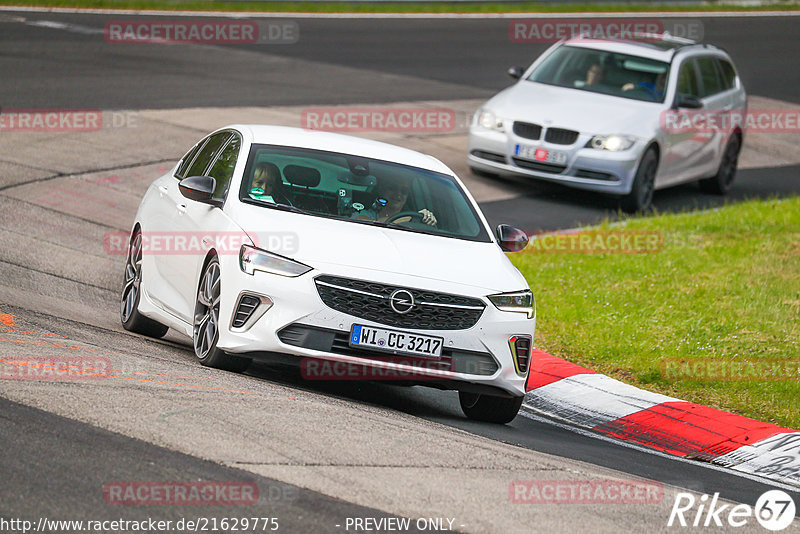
620,148,658,214
459,391,523,424
194,257,251,373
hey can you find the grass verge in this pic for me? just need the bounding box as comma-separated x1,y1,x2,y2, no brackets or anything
2,0,800,13
511,197,800,428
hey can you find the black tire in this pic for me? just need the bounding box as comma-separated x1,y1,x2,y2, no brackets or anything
699,134,741,195
459,391,523,424
193,257,251,373
620,148,658,214
120,229,169,338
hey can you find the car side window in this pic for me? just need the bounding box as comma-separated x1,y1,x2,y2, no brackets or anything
716,59,737,91
696,57,724,98
185,132,232,179
676,60,699,97
175,141,204,179
207,133,242,199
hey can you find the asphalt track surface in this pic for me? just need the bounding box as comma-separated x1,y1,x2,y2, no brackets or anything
1,9,800,532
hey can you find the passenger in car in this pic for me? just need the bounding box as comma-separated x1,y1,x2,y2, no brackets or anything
353,177,437,226
249,162,290,204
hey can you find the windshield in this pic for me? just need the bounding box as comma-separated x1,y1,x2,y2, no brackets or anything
527,45,670,103
239,144,491,242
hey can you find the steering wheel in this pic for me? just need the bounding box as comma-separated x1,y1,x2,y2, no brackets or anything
385,211,424,224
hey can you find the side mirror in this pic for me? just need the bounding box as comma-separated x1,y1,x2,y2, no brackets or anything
673,94,703,110
496,224,529,252
179,176,222,207
507,66,524,80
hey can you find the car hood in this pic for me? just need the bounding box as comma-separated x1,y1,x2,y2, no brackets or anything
487,81,660,137
233,204,528,294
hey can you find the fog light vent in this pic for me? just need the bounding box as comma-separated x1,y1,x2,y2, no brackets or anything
231,293,272,330
509,335,533,376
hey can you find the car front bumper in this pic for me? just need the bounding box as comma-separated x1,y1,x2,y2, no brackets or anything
215,258,533,397
468,125,644,195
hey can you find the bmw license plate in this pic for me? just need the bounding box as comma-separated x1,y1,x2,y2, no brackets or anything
349,324,443,358
515,144,568,165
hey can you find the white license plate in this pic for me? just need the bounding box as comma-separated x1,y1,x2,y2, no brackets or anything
349,325,443,358
515,144,568,165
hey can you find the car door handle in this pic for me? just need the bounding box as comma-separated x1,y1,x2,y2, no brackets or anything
176,204,187,214
158,185,169,197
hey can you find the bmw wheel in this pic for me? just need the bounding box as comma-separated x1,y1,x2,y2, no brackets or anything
699,134,741,195
620,148,658,214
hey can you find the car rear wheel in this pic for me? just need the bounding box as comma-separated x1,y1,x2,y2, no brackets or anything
120,229,169,338
459,391,523,424
194,257,251,373
620,148,658,214
699,134,741,195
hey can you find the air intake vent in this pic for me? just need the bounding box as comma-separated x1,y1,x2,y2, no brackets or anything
513,121,543,140
232,293,269,329
544,127,579,145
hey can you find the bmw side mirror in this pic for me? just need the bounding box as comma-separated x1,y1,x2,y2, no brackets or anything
507,66,524,80
673,94,703,110
496,224,529,252
179,175,222,207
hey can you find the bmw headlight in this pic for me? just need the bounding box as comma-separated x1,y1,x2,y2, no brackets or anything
488,290,535,319
476,109,506,132
586,135,637,152
239,244,312,277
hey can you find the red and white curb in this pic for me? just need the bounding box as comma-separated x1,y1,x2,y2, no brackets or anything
523,350,800,488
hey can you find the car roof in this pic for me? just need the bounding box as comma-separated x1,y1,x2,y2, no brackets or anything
225,124,453,176
563,34,721,63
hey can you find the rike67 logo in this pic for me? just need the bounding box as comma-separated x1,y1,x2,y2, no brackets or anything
668,489,796,531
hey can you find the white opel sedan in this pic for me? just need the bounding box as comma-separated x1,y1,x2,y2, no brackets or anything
121,125,534,423
468,34,746,212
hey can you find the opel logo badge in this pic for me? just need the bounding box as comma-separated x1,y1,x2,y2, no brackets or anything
389,289,415,314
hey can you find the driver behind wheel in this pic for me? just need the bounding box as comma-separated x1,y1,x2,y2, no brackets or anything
352,176,437,226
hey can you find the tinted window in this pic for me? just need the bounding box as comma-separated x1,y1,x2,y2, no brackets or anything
526,45,670,103
716,59,736,90
175,141,203,179
696,57,724,97
676,60,699,97
185,132,231,178
207,134,241,199
239,145,490,243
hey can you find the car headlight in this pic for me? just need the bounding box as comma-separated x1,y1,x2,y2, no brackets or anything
488,290,535,319
239,244,312,277
586,135,637,151
476,109,506,132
